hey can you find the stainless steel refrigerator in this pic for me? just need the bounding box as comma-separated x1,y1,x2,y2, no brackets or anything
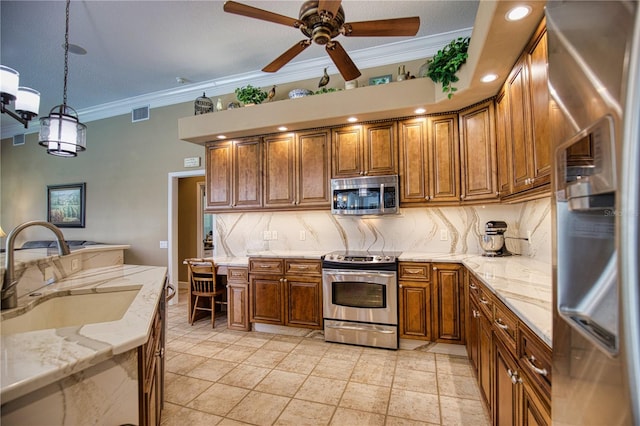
548,1,639,424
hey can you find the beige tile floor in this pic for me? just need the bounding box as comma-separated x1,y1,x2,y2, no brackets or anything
162,293,490,426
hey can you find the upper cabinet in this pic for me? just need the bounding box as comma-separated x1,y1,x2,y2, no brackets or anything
332,122,398,178
205,138,261,210
399,114,460,205
263,130,330,209
459,100,499,202
497,19,551,199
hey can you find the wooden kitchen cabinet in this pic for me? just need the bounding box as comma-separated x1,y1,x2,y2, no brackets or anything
495,89,512,197
459,100,499,202
432,263,464,343
249,258,322,329
466,275,492,407
227,267,250,331
498,19,551,199
398,262,432,340
399,114,460,205
138,284,165,426
263,130,330,209
494,336,520,426
205,138,262,211
332,122,398,177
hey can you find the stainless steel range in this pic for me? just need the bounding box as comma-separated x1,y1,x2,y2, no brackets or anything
322,250,401,349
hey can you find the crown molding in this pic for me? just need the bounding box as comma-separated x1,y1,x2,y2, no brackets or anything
1,28,471,139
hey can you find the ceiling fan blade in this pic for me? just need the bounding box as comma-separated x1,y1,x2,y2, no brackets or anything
318,0,341,18
326,41,361,81
223,1,300,28
342,17,420,37
262,40,312,72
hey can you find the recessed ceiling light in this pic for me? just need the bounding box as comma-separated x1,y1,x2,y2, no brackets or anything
415,108,426,114
481,73,498,83
217,135,226,139
347,117,358,123
278,126,288,131
506,5,532,21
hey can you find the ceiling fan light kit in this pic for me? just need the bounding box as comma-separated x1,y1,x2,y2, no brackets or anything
223,0,420,82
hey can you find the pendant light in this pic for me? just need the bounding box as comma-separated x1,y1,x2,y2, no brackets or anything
39,0,86,157
0,66,41,128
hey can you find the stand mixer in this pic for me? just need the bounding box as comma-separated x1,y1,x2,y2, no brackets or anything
481,221,512,257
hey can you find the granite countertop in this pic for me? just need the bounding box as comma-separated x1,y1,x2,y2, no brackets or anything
0,264,167,404
210,251,552,347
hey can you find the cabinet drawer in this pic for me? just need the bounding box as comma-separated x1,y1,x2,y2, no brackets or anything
519,325,552,399
493,300,518,354
249,258,284,274
228,267,249,283
285,259,321,276
476,286,494,320
399,262,431,281
468,274,482,298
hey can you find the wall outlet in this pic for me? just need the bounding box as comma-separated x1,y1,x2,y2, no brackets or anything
71,258,80,272
159,240,168,249
271,230,278,240
299,230,306,241
440,229,448,241
263,230,271,241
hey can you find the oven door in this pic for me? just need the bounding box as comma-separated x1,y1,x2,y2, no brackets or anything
322,269,397,325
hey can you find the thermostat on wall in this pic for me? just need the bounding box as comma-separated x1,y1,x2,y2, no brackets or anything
184,157,201,168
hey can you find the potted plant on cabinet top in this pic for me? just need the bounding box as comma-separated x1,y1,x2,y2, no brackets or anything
235,85,268,105
425,36,470,99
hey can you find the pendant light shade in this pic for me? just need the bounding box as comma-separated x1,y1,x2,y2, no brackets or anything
0,66,19,102
39,0,86,157
39,105,86,157
1,65,41,127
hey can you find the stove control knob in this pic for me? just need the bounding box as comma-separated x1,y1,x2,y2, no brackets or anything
375,256,382,261
384,256,391,261
337,255,344,260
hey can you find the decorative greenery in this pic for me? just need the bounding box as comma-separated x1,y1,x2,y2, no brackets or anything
314,87,341,95
235,85,268,105
426,37,470,99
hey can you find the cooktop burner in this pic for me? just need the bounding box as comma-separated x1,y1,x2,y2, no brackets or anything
322,250,402,264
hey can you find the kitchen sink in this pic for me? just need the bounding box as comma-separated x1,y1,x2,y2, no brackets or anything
0,288,141,335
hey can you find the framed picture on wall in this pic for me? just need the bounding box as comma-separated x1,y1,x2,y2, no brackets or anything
47,183,86,228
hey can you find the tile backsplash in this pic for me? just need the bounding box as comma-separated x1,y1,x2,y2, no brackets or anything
213,198,551,264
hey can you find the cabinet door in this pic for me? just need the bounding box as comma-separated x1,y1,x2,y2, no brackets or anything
493,337,520,426
364,122,398,176
507,57,535,193
428,114,460,202
250,275,284,325
520,374,551,426
399,118,429,204
399,281,432,340
478,311,493,408
332,126,363,177
263,134,296,208
233,138,262,208
205,141,232,209
432,263,464,343
459,101,498,202
227,282,250,331
467,295,480,372
297,130,331,207
285,276,322,328
527,25,551,187
495,89,512,197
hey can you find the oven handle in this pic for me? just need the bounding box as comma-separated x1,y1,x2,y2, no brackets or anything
322,270,397,280
325,324,396,334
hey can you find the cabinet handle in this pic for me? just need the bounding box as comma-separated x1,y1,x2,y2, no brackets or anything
461,195,466,200
283,278,287,284
507,369,522,385
399,284,403,288
479,297,490,305
433,267,437,271
279,278,284,283
495,318,509,330
469,283,478,290
524,355,548,376
473,309,480,318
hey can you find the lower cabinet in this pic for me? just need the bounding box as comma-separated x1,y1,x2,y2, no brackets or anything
398,262,432,340
465,269,551,426
249,258,322,329
138,284,166,426
432,263,464,344
227,267,250,331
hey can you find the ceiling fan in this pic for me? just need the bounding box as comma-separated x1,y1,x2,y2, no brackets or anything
223,0,420,82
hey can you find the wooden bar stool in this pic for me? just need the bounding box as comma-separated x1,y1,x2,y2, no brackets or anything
185,258,225,327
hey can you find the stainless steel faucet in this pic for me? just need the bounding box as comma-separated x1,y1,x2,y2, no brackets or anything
2,221,71,310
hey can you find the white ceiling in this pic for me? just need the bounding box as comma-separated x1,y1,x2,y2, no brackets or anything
1,0,479,137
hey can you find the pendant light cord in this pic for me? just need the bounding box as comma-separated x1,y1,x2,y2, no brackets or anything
63,0,70,109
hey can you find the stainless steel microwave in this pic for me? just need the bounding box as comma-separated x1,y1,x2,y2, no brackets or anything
331,175,399,215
